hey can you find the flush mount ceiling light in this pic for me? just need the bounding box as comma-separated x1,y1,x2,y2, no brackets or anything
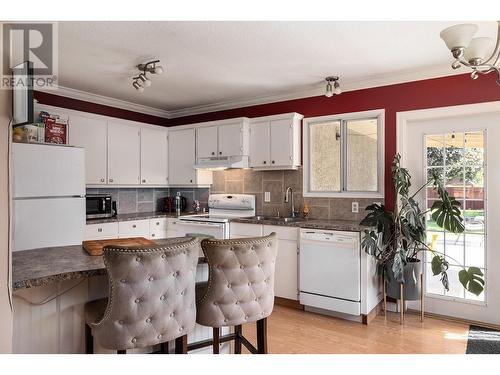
132,59,164,92
324,76,342,97
440,21,500,85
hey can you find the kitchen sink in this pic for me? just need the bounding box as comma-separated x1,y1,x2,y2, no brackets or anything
280,217,303,223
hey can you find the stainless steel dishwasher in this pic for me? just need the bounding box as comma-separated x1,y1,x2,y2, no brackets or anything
299,228,362,315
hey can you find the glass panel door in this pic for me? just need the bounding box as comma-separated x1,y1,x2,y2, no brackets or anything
425,131,486,302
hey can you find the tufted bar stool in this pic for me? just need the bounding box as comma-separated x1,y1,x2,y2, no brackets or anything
194,233,278,354
84,237,200,354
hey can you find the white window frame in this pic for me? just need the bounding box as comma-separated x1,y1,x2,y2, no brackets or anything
303,109,385,198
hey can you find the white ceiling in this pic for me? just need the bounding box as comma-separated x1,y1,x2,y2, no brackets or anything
56,21,497,117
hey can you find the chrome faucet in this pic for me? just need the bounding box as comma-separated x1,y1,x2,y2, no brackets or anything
284,186,299,218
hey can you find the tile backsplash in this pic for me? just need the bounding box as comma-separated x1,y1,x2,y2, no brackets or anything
210,168,384,221
86,168,382,221
86,187,209,214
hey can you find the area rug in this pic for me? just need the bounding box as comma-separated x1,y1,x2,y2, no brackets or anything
466,325,500,354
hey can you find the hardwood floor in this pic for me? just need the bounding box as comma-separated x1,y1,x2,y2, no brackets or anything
241,305,469,354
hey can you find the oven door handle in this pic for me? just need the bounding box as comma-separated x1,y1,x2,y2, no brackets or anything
178,221,224,227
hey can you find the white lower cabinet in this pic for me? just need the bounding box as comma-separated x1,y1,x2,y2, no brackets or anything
229,222,263,238
85,217,171,241
230,222,299,301
84,222,119,240
149,218,168,239
166,218,180,238
117,219,150,238
263,225,299,301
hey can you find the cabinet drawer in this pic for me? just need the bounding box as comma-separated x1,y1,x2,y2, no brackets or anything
149,218,168,232
149,218,167,239
85,222,118,240
263,225,298,241
230,223,262,238
118,219,150,238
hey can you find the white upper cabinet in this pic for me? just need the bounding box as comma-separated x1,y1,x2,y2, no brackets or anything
169,128,195,185
170,128,213,186
195,118,249,160
249,119,270,168
196,126,218,158
140,127,168,185
218,121,245,156
107,121,141,185
68,114,108,185
250,112,303,170
270,118,294,167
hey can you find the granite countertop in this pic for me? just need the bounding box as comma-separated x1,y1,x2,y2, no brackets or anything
12,238,203,291
86,211,200,224
229,217,370,232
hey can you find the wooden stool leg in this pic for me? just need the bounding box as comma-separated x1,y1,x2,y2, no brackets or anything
213,328,220,354
400,283,404,325
175,335,188,354
160,342,169,354
234,325,242,354
85,324,93,354
256,318,268,354
420,273,424,323
383,277,387,317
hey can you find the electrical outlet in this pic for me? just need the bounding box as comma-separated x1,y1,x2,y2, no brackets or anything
264,192,271,203
351,201,359,213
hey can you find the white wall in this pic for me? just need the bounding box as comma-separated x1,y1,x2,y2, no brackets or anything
0,78,13,352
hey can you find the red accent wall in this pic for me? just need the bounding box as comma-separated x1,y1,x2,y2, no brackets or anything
35,73,500,208
168,73,500,208
34,91,168,126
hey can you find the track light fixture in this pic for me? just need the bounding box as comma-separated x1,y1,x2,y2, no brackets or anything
325,76,342,97
132,60,164,92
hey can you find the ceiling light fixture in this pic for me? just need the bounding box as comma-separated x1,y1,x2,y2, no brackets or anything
440,21,500,85
132,59,164,92
132,81,144,93
325,76,341,97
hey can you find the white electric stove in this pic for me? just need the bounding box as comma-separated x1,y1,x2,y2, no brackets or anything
178,194,255,239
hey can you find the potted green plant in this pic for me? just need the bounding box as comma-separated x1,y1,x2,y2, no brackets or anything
360,154,485,299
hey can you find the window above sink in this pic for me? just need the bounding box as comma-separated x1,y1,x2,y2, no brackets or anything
303,109,385,198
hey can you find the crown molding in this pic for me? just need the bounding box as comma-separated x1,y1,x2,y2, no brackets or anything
38,65,463,121
37,85,171,119
167,65,463,119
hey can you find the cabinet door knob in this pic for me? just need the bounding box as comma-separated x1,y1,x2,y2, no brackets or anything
151,233,155,237
263,161,267,164
109,178,113,183
142,179,146,183
219,151,222,155
132,224,136,228
97,228,102,232
211,152,215,155
190,179,193,183
156,222,160,226
272,160,275,164
100,178,105,182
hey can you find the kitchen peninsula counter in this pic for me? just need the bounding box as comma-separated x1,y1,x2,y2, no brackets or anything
12,237,200,291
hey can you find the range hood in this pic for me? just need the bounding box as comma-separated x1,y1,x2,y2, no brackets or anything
194,155,249,170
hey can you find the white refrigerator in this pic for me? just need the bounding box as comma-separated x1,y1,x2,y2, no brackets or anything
12,143,86,251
